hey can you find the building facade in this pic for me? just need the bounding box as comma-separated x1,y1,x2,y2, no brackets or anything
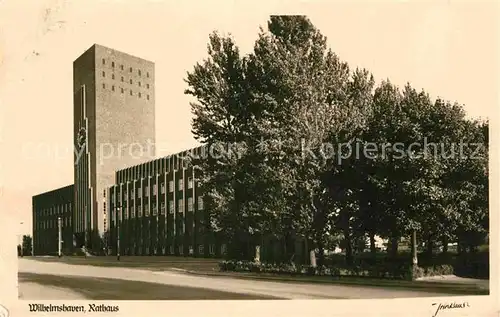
73,44,156,251
106,146,227,257
32,185,74,256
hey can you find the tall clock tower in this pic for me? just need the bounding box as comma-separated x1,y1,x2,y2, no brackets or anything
73,44,156,252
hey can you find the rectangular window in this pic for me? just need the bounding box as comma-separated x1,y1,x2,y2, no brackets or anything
153,184,157,195
147,95,150,100
120,64,124,70
138,81,141,87
145,185,149,197
198,244,204,255
221,244,227,255
102,71,105,77
169,245,174,255
209,244,215,255
160,183,165,194
121,87,124,93
187,177,193,189
187,197,193,212
178,179,183,190
102,58,105,65
129,67,133,72
147,72,150,78
144,204,150,217
124,207,128,219
168,201,174,214
121,76,124,82
112,85,115,91
112,74,115,79
131,207,135,218
152,203,158,216
138,189,142,198
168,181,174,192
147,83,150,89
138,92,142,98
130,90,133,96
178,245,183,255
102,83,106,89
130,79,133,84
198,196,204,210
177,199,184,212
124,191,128,199
138,70,142,76
111,61,115,68
137,206,142,218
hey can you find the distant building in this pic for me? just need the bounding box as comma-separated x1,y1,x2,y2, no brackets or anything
32,185,74,255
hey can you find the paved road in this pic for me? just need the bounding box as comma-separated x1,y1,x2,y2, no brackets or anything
18,258,461,300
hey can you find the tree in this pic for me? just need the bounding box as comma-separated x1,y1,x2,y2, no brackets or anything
22,235,32,256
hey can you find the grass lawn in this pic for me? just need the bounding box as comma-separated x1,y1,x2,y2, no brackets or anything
19,272,282,300
28,256,488,295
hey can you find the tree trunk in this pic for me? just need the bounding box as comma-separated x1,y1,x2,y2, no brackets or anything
370,232,376,255
344,228,353,266
390,236,399,258
442,236,448,254
411,230,418,266
426,238,433,256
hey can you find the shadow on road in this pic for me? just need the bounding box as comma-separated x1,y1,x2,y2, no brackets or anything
18,272,284,300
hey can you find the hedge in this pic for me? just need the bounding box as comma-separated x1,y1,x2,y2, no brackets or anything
218,260,454,280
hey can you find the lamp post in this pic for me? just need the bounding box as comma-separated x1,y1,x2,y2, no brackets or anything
116,205,121,261
58,217,62,258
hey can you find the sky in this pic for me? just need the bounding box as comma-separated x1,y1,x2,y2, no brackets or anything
0,0,498,236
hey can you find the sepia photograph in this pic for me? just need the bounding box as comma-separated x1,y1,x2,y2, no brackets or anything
0,0,497,316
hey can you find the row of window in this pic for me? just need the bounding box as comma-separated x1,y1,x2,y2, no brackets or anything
36,216,72,230
102,83,150,99
112,178,196,201
102,71,151,88
102,59,150,78
111,244,223,256
36,204,72,217
111,196,204,220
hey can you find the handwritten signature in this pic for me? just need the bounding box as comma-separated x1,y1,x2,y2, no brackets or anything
432,302,470,317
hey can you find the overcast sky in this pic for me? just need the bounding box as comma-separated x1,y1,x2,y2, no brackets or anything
0,0,497,235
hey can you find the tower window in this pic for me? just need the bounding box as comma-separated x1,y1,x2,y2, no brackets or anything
112,85,115,91
120,64,124,70
129,79,133,84
111,61,115,68
138,92,142,98
121,76,124,82
130,90,133,96
102,71,105,77
112,74,115,80
129,67,133,72
121,88,124,93
146,83,150,89
138,81,141,87
102,58,105,65
102,83,105,89
147,72,150,78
